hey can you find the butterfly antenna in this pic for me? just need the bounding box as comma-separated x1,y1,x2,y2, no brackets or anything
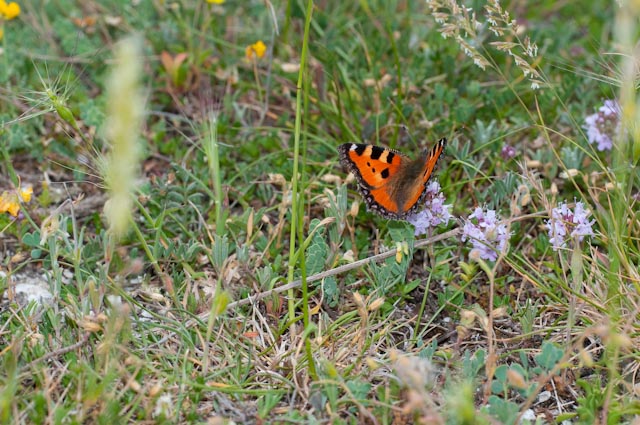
399,124,418,146
451,125,469,141
385,96,418,147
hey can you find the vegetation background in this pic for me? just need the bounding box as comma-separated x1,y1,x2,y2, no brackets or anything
1,0,639,423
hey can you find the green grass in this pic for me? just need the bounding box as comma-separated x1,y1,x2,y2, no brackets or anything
1,0,639,423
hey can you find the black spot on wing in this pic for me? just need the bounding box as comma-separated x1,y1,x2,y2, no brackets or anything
354,145,367,156
434,138,446,154
369,146,385,160
380,168,390,179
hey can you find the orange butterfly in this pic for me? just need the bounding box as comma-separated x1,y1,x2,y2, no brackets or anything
338,138,446,219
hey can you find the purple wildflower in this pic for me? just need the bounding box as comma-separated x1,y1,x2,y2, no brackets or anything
407,181,453,236
583,99,620,151
461,207,510,261
500,144,517,160
545,201,594,251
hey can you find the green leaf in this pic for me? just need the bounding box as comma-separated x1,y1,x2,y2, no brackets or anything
401,279,421,295
485,395,520,425
491,365,509,396
306,227,329,276
322,276,339,307
346,379,371,399
462,349,485,380
22,231,41,247
257,392,283,419
534,341,564,372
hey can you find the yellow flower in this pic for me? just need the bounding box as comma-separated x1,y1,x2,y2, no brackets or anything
0,185,32,217
245,40,266,60
206,0,225,3
0,1,20,20
20,186,33,202
0,191,20,217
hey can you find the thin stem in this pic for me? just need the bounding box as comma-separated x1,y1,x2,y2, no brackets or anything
285,0,316,377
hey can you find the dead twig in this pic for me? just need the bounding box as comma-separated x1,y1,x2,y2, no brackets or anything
24,332,91,369
198,227,460,319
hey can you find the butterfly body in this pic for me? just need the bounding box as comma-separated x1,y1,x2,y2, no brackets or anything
338,138,446,219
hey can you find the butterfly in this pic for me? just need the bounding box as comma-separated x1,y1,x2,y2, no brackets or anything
338,138,446,220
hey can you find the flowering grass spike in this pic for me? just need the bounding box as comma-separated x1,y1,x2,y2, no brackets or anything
545,201,594,251
583,99,620,152
104,36,145,239
461,207,509,261
407,181,453,236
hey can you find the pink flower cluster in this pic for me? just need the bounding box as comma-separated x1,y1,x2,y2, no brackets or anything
545,201,594,251
461,207,510,261
583,100,620,152
406,187,596,261
407,181,453,236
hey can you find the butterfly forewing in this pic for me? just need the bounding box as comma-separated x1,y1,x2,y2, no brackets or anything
422,138,446,183
338,144,405,188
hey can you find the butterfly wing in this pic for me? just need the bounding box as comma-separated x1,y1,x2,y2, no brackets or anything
422,138,446,183
338,144,407,188
338,143,409,217
398,137,447,215
338,139,446,219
